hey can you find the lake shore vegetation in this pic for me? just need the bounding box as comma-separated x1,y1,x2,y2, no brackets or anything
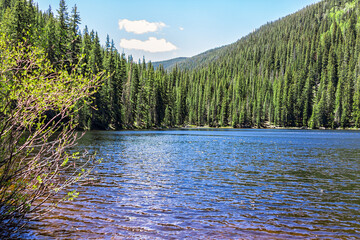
0,4,102,234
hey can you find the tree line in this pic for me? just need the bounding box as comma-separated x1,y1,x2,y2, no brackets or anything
1,0,360,129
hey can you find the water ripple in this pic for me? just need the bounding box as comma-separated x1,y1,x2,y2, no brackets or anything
23,129,360,239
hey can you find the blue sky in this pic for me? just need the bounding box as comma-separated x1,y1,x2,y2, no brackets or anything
35,0,321,62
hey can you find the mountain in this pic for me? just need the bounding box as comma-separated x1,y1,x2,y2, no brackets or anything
158,0,356,73
154,0,360,128
153,46,227,71
152,57,188,70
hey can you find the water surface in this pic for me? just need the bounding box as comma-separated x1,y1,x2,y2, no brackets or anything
24,129,360,239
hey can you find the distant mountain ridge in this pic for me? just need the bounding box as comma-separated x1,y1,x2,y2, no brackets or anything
152,57,188,70
153,45,230,71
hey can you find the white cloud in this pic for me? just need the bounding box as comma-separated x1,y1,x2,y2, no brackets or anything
118,19,166,34
120,37,177,53
179,27,184,31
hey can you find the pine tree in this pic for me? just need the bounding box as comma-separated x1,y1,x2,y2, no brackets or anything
69,4,81,65
80,26,91,74
56,0,69,63
42,11,57,63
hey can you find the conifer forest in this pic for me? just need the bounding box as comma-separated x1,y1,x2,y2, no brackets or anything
1,0,360,131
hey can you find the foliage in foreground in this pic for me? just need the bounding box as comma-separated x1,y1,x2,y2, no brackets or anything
0,33,102,234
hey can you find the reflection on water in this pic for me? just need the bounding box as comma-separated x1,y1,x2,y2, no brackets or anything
23,129,360,239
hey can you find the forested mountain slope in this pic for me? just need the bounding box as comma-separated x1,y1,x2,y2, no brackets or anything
1,0,359,129
163,0,360,129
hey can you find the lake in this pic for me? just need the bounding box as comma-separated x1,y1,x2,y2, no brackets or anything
23,129,360,239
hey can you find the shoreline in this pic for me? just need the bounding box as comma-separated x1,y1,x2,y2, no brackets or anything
89,125,360,131
85,122,360,131
177,125,360,131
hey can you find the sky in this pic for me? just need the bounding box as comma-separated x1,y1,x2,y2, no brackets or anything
35,0,321,62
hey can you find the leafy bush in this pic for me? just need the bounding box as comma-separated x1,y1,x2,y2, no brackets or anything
0,33,102,235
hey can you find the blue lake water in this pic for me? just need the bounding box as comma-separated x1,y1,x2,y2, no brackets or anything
25,129,360,239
